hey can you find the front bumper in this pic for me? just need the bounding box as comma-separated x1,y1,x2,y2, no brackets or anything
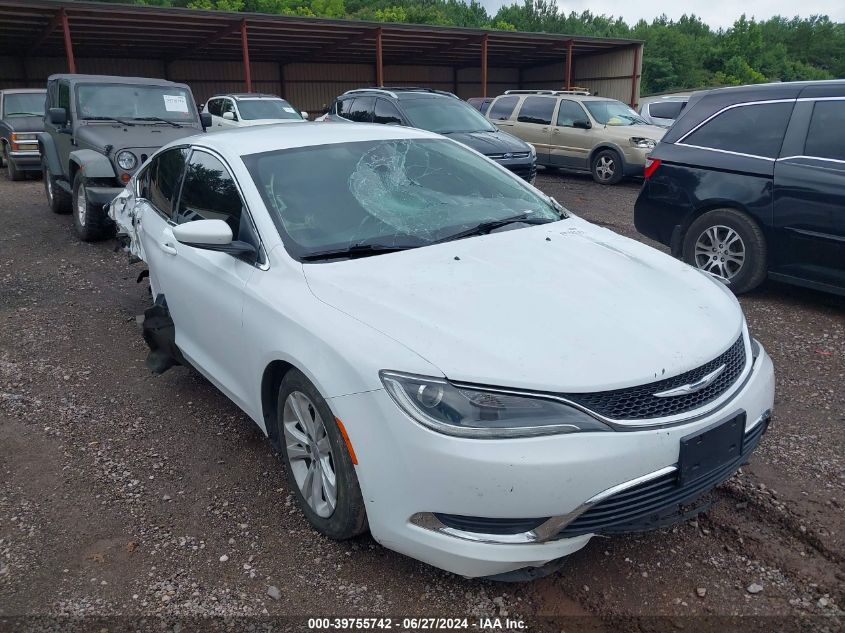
8,149,42,171
330,342,775,578
86,185,125,207
621,146,653,177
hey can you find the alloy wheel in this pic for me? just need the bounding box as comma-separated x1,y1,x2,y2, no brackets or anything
694,224,746,280
283,391,337,518
595,155,615,181
76,182,87,226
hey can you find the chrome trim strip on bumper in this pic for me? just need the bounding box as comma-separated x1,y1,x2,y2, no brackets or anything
410,409,771,546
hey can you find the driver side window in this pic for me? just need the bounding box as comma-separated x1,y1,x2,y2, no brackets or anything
175,150,259,253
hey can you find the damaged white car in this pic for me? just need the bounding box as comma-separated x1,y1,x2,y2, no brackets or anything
110,123,774,580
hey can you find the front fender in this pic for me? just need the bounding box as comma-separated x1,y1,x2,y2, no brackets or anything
70,149,117,179
37,132,62,175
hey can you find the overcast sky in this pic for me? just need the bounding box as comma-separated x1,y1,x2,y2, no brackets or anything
477,0,845,29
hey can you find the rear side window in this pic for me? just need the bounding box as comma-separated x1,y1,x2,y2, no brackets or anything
347,97,375,123
148,148,188,217
804,100,845,161
374,99,402,125
648,101,685,119
488,96,518,121
682,102,793,159
517,97,556,125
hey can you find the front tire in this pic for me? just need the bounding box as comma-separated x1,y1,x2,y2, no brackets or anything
72,172,113,241
276,370,367,540
43,160,71,214
591,149,624,185
4,146,24,181
682,208,768,294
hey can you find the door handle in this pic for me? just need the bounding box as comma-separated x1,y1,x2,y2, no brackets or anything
552,128,561,134
541,127,549,132
159,241,178,255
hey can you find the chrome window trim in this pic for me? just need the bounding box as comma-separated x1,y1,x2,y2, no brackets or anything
674,142,776,162
676,98,795,145
796,96,845,102
409,410,771,546
777,155,845,165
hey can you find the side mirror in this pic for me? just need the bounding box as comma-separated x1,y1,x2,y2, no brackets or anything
200,112,212,130
48,107,67,126
222,111,236,121
172,219,257,261
300,111,309,119
573,119,591,130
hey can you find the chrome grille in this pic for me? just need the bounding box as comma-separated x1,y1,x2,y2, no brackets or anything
564,336,746,420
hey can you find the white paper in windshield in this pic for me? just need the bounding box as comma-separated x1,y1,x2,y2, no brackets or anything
163,94,189,113
283,106,296,113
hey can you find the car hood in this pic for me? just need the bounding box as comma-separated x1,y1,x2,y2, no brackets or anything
2,115,44,133
239,118,304,127
75,122,202,152
602,123,666,142
442,129,531,156
303,218,743,392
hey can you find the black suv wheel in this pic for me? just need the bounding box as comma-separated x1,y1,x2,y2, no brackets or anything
682,208,768,294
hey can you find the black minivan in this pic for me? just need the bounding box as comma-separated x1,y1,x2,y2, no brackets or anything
634,80,844,296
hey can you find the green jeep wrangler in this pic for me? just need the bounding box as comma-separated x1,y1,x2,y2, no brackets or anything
38,74,211,241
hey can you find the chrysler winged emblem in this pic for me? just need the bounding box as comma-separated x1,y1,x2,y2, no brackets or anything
653,364,726,398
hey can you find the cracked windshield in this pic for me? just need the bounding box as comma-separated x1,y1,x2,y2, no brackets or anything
244,138,562,259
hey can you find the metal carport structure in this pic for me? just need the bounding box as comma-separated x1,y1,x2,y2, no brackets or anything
0,0,643,111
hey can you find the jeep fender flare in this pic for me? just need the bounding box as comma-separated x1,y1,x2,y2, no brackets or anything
37,132,63,176
69,149,117,181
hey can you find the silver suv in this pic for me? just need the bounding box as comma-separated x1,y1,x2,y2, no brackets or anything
487,90,665,185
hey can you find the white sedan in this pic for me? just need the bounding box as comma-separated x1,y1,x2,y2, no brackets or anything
110,123,774,579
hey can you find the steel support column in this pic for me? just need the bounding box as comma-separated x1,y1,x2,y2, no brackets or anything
60,8,76,74
630,44,641,107
241,19,252,93
480,33,488,98
564,39,573,90
375,27,383,87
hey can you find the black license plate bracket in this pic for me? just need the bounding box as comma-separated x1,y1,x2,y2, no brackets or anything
678,411,745,486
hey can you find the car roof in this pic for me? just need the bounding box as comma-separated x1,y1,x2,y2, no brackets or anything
0,88,46,94
47,74,190,89
185,122,441,157
342,88,458,101
212,93,285,100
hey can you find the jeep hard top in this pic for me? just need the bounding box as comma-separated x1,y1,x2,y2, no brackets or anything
39,74,210,241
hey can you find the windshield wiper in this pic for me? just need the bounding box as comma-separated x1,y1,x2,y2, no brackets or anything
7,112,43,116
132,116,183,128
84,116,135,126
434,214,556,244
300,243,419,261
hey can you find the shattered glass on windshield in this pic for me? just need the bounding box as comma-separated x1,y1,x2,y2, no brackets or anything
243,138,561,258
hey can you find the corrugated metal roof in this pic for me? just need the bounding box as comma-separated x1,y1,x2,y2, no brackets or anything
0,0,641,68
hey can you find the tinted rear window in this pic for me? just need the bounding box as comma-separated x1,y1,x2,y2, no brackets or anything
804,100,845,161
648,101,685,119
517,97,556,125
488,96,518,121
682,102,793,159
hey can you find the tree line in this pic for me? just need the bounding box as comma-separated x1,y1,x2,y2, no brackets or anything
102,0,844,95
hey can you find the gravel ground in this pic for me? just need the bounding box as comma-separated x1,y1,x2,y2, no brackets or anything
0,167,843,633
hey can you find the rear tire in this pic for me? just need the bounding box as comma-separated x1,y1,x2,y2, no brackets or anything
4,146,24,181
682,208,768,294
72,171,113,241
43,159,71,214
276,369,367,540
591,149,624,185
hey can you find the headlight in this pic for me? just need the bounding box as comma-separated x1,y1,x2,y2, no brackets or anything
10,132,37,142
629,137,656,149
380,371,611,438
529,144,537,158
116,151,137,171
